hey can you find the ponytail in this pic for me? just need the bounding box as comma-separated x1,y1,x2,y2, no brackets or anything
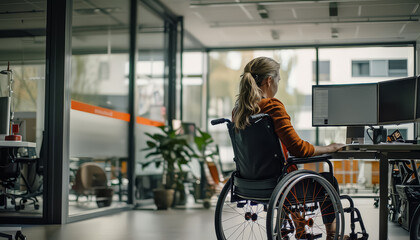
233,72,262,129
233,57,280,130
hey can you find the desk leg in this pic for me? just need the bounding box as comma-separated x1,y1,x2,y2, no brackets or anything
379,153,388,240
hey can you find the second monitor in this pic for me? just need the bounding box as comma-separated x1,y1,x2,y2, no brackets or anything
378,76,416,125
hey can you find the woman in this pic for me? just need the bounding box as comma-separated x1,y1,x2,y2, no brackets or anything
232,56,345,240
232,56,344,157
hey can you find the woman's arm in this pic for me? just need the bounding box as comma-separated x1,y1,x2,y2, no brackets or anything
313,143,346,156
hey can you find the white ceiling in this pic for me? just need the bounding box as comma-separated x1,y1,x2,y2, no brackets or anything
160,0,420,48
1,0,419,57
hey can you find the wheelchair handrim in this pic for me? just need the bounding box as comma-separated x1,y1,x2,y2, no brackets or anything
267,172,345,240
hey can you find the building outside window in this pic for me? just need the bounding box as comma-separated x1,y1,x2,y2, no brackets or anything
352,59,408,77
313,60,330,82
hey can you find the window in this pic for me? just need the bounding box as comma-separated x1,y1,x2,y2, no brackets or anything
352,61,370,77
388,60,408,76
312,60,330,81
352,59,407,77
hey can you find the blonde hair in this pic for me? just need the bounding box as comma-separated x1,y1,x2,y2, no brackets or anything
233,57,280,130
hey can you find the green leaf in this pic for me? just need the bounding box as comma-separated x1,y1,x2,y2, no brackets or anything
145,151,161,159
146,141,156,148
178,158,189,165
140,161,152,169
155,161,161,168
198,128,212,140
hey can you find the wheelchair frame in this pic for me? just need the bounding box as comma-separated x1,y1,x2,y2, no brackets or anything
211,115,368,240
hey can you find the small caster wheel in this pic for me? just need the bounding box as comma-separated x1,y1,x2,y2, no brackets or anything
19,204,25,210
15,205,21,211
34,204,40,210
15,231,26,240
203,200,211,209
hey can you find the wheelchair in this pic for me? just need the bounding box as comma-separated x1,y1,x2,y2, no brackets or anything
211,114,368,240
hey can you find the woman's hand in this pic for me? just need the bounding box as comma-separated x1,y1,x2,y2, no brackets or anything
313,143,345,156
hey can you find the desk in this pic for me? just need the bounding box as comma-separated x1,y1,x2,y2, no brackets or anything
0,141,36,148
0,140,37,162
331,144,420,240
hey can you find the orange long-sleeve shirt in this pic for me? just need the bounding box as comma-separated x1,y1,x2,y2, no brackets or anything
259,98,315,158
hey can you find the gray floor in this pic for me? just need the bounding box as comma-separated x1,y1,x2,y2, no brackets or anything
2,198,411,240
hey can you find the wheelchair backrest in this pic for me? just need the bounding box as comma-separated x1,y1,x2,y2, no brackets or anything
227,114,285,180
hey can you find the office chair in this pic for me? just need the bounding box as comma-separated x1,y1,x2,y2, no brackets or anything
72,162,113,208
0,145,41,211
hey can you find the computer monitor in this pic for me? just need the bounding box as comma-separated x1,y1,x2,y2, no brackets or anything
378,77,416,125
312,83,378,126
0,96,10,135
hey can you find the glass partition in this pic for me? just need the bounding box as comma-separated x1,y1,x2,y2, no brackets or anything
0,1,46,219
182,52,205,128
134,2,167,204
68,0,130,215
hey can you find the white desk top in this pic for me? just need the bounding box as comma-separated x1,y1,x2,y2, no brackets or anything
0,140,36,148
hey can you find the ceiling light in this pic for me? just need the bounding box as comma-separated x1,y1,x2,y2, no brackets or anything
257,4,269,19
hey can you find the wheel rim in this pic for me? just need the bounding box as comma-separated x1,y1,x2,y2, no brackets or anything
216,183,269,239
268,172,344,240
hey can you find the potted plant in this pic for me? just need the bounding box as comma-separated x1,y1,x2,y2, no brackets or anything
141,125,193,209
193,128,222,208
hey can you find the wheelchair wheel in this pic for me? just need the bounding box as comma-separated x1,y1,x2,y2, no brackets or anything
410,204,420,240
267,170,345,240
215,178,268,239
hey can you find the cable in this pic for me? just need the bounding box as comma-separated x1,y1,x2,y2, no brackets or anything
366,126,374,143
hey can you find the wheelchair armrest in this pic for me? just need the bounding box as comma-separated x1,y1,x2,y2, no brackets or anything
286,154,333,174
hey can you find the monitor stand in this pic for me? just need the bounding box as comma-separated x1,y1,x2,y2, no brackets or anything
346,126,365,144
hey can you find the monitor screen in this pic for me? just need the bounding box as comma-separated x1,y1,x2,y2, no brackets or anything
378,77,416,124
312,83,378,126
0,97,10,135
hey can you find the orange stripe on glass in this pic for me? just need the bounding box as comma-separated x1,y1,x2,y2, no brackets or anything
71,100,130,122
136,116,165,127
71,100,165,126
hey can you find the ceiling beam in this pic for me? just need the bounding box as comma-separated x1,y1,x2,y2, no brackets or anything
190,0,374,7
209,15,419,28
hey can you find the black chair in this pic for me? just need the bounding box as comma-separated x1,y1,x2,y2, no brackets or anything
0,143,42,211
212,114,368,240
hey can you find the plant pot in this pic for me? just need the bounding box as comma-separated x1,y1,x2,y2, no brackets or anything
153,189,175,210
